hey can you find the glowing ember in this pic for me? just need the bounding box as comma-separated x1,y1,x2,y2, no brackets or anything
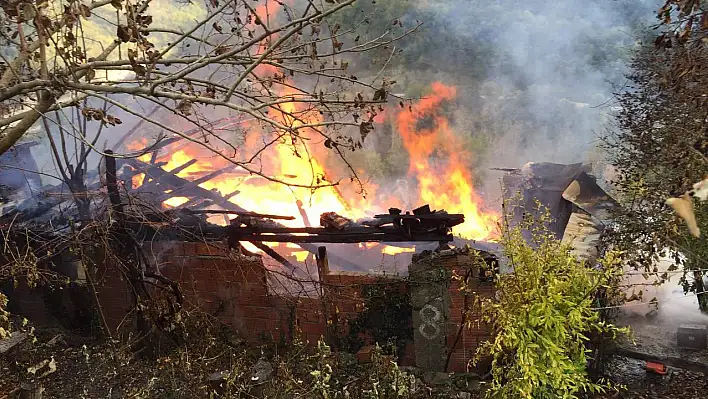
163,196,189,207
132,173,145,189
382,246,416,256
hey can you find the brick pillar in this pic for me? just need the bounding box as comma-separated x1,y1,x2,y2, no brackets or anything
408,254,452,371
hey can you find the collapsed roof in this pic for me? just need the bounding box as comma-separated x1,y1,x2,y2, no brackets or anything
500,162,619,264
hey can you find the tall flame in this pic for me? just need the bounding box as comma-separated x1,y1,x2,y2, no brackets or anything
396,82,499,240
127,1,499,269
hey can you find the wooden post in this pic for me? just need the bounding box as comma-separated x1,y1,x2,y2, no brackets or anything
315,246,330,288
104,150,123,215
316,246,336,347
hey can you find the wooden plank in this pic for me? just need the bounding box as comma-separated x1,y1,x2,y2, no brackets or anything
186,210,295,220
104,150,123,215
613,347,708,374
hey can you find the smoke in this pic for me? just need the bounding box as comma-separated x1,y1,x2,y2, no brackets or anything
621,255,708,324
374,0,658,193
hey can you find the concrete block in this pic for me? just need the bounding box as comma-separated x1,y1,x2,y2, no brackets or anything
677,324,707,349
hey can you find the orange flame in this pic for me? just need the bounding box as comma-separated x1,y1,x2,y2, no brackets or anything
126,1,499,268
396,82,499,240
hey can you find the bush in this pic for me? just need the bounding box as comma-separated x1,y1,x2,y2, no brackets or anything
468,207,627,398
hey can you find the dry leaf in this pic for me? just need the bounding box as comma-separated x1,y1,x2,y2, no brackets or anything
372,87,386,101
692,177,708,201
117,25,131,43
176,100,193,116
666,193,700,237
359,121,373,141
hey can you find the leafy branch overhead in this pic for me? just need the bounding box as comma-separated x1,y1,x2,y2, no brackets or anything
603,0,708,311
0,0,418,189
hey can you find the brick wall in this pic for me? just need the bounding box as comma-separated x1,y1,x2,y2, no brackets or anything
444,254,494,373
14,241,494,373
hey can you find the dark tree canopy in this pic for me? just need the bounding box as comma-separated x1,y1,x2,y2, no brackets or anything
604,0,708,309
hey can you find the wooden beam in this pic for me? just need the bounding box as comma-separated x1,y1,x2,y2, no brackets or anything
104,149,123,215
186,210,295,220
252,242,296,271
612,347,708,374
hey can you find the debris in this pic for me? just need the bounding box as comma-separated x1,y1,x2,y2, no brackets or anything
0,332,28,354
356,345,375,364
319,212,354,230
356,217,386,227
691,176,708,201
19,381,43,399
207,370,229,395
250,358,273,385
646,361,668,375
27,357,57,379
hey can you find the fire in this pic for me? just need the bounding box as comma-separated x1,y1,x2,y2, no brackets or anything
396,82,499,240
382,246,416,256
125,1,499,269
164,196,190,208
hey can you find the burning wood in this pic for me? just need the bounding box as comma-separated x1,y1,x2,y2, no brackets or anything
320,212,354,230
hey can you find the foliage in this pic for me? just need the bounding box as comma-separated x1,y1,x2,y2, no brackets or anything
304,339,413,399
0,291,9,338
468,206,627,399
0,0,414,191
345,281,413,360
603,1,708,309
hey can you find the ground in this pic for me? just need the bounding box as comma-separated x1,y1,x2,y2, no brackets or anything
603,357,708,399
1,322,706,398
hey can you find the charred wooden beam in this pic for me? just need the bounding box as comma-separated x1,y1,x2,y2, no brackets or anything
223,190,240,201
226,225,455,236
168,159,197,176
225,233,452,243
252,242,296,271
104,150,123,215
187,210,295,220
296,200,312,227
149,150,159,164
316,246,329,284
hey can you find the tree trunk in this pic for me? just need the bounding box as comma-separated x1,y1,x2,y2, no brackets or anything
694,270,708,313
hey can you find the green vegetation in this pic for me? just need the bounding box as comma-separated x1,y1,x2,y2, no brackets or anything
604,1,708,311
466,207,627,398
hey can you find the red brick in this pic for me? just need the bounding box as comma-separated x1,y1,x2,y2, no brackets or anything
356,345,375,363
299,322,326,336
245,306,277,320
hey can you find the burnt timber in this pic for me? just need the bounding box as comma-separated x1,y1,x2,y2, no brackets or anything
126,206,465,245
